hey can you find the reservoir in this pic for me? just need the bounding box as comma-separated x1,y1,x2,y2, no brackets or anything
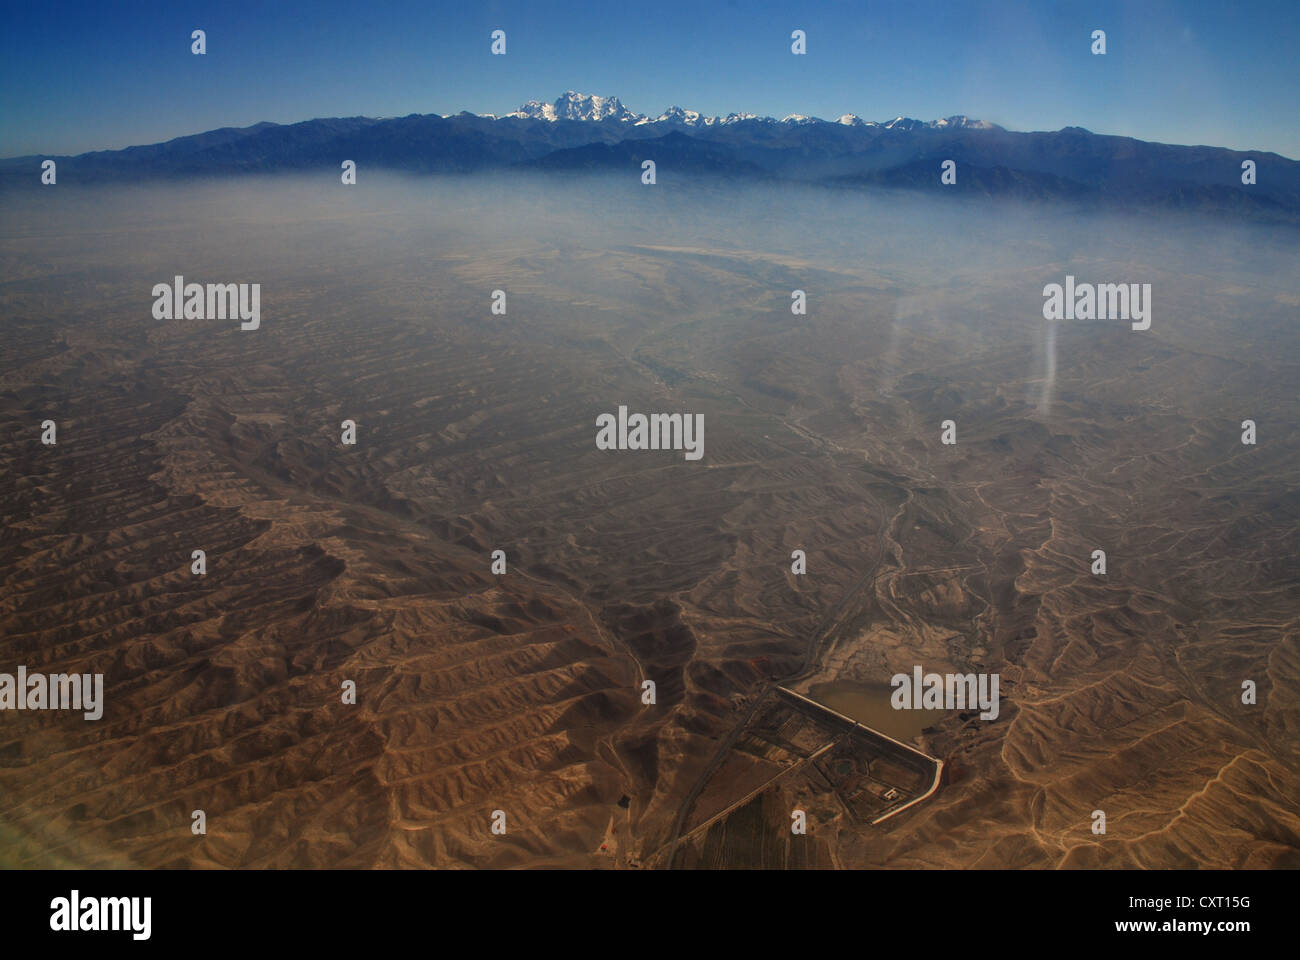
808,681,948,742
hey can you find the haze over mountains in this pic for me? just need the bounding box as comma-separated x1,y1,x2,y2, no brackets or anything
4,91,1298,222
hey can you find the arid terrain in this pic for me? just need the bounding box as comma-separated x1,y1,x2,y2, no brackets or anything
1,174,1297,868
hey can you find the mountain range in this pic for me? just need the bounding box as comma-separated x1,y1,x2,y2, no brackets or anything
497,90,1000,131
5,90,1298,221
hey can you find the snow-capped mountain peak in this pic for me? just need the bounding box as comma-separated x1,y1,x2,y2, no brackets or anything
928,115,1001,130
720,112,767,125
508,91,642,123
654,105,712,127
501,93,992,131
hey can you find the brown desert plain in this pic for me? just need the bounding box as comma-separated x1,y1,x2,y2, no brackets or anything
0,174,1297,868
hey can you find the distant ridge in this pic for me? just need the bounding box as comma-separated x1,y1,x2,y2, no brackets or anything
3,91,1297,223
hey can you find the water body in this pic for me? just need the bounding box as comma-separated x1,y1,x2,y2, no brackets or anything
808,681,948,742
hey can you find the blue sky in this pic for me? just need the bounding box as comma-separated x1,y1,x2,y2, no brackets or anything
3,0,1297,158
